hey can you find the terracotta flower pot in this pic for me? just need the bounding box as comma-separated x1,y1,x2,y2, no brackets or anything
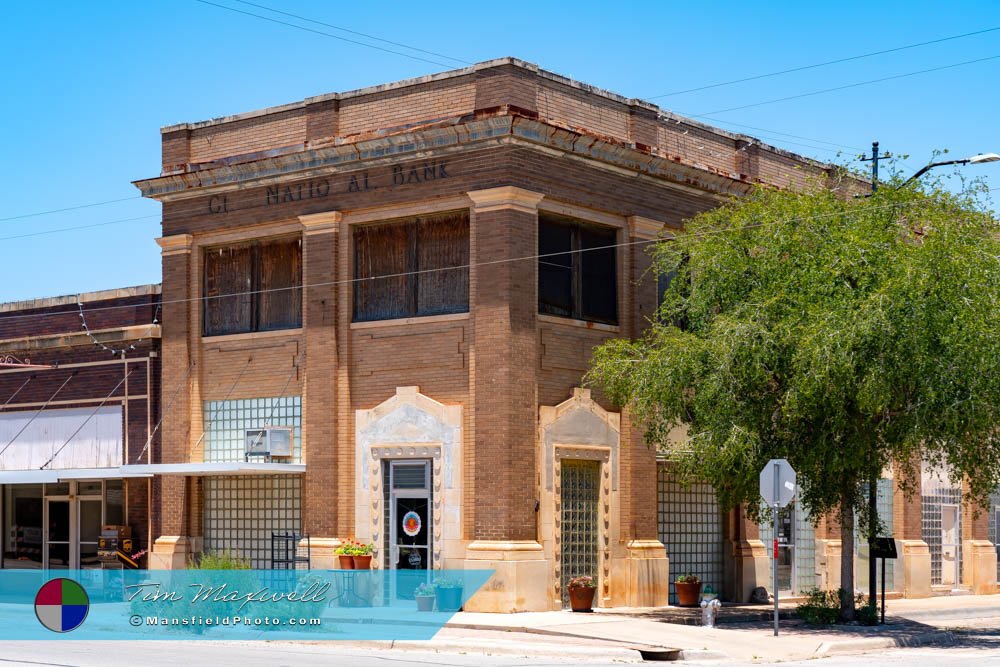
338,555,355,569
675,581,702,607
415,595,436,612
568,585,596,612
353,555,372,570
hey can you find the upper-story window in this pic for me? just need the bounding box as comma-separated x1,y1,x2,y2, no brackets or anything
538,214,618,324
353,211,469,322
203,237,302,336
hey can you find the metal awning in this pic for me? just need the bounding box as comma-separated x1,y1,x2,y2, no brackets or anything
119,462,305,477
0,468,153,484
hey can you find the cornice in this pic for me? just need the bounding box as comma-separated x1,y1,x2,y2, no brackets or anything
466,186,545,214
156,234,194,256
628,216,674,240
299,211,342,235
134,116,752,205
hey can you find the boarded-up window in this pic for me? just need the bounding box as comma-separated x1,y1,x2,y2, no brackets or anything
538,215,617,324
203,237,302,336
354,211,469,322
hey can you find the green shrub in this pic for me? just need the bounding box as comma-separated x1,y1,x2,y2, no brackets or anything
193,550,251,570
854,593,879,626
796,587,840,626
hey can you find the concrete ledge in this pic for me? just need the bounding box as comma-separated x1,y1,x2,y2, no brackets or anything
816,630,955,655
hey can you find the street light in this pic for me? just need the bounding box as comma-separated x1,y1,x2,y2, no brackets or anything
902,152,1000,187
860,142,998,192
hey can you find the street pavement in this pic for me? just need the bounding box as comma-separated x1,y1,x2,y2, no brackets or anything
0,594,997,665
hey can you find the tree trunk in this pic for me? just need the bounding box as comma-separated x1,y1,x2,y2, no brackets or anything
838,491,856,623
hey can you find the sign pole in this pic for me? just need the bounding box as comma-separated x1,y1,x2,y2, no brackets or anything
772,461,780,636
881,555,887,624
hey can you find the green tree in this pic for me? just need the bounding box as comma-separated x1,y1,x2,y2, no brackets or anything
588,177,1000,621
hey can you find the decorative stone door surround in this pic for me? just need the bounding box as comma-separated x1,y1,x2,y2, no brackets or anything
355,386,463,569
539,388,620,608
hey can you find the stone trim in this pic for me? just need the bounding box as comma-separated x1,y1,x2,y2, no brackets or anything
355,386,463,570
299,211,342,234
342,195,471,226
350,312,469,330
628,215,674,240
466,186,544,214
538,388,621,608
156,234,193,256
537,314,619,333
539,200,625,228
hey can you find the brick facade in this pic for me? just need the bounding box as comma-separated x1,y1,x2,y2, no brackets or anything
134,58,957,607
0,286,161,564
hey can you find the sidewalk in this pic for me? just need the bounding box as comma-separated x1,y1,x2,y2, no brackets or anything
424,593,1000,662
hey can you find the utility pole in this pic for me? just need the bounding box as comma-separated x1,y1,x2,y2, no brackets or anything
857,140,889,617
859,140,892,193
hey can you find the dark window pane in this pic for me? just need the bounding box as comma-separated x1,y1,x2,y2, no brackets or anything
204,244,253,335
417,212,469,316
354,221,413,321
258,239,302,330
580,225,617,323
538,219,574,317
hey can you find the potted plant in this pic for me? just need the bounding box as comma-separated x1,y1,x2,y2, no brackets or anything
334,541,356,569
414,583,436,612
701,584,718,602
566,575,597,612
675,573,702,607
434,576,464,612
352,541,374,570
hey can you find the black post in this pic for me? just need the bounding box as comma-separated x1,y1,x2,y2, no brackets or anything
881,554,887,624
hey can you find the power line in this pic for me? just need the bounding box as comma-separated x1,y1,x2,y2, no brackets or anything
699,53,1000,116
193,0,456,68
0,196,143,223
232,0,470,66
5,190,990,325
649,25,1000,98
0,214,159,242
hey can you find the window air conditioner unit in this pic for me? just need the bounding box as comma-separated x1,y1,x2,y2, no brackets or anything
244,426,293,461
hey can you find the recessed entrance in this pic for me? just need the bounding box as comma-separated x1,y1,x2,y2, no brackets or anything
386,460,432,572
941,504,959,587
42,482,107,570
559,459,600,608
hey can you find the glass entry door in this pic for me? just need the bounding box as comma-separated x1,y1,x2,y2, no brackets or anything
78,498,103,569
941,504,959,586
44,499,71,569
388,461,431,571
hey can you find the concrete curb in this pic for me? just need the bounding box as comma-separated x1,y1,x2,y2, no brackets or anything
383,638,646,661
816,630,955,655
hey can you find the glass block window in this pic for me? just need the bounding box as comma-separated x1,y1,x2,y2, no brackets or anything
760,501,816,595
921,464,962,586
203,396,302,463
203,475,302,569
560,459,600,607
657,465,724,604
855,478,896,593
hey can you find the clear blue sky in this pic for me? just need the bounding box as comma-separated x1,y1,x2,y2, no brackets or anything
1,1,997,302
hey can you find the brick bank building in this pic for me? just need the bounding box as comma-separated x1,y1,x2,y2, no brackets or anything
127,58,997,610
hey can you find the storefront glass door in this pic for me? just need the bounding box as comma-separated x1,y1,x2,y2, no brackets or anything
44,499,71,569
